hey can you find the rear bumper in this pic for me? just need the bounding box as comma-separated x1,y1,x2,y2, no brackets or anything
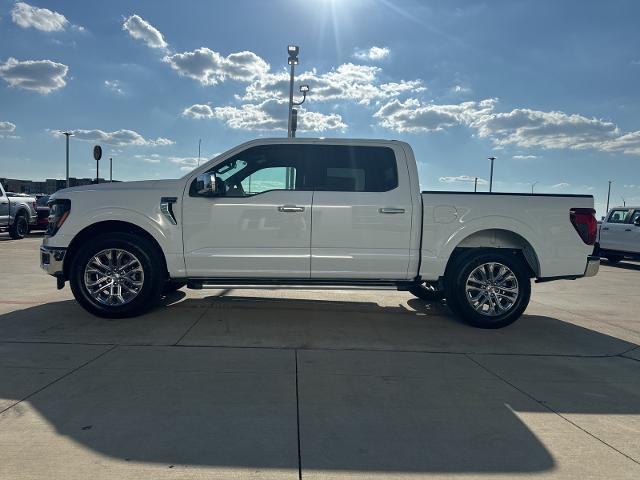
40,245,66,276
583,255,600,278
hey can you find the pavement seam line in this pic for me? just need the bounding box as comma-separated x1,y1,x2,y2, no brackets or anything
1,339,637,358
295,349,303,480
0,344,118,416
173,303,211,346
465,353,640,467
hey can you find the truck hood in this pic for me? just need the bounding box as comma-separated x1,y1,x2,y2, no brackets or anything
51,179,184,199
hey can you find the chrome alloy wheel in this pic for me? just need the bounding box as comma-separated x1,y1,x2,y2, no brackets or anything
464,262,519,316
83,248,144,306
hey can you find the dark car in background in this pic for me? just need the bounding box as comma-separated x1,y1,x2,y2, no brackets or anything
33,195,50,230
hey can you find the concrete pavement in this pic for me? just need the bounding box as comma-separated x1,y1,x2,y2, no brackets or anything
1,234,639,479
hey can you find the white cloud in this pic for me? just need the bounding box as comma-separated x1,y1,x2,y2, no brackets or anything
376,97,640,157
374,98,496,132
134,153,161,163
169,156,200,173
473,108,620,150
164,48,269,85
450,85,472,95
242,63,423,105
11,2,68,32
0,57,69,94
104,80,123,94
182,104,214,119
208,99,346,132
122,14,168,50
0,121,16,133
353,46,390,61
50,129,174,147
439,175,488,185
551,182,571,189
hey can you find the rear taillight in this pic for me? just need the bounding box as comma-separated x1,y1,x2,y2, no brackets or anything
32,201,37,211
570,208,597,245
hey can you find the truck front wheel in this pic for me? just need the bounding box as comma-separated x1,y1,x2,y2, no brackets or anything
9,213,28,239
69,233,164,318
445,250,531,329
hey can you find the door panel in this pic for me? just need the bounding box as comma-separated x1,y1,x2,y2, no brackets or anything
625,210,640,254
599,209,630,251
182,144,314,278
312,191,412,278
0,194,8,226
310,145,413,280
183,190,311,277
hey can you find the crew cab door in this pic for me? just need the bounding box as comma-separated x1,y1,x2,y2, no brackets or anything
625,209,640,254
182,144,313,278
599,208,631,251
310,144,414,279
0,184,8,226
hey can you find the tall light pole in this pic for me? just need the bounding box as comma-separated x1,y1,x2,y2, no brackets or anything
62,131,73,188
197,139,202,166
109,157,113,182
488,156,496,193
287,45,299,138
531,181,539,194
474,177,478,192
606,180,612,213
620,195,626,207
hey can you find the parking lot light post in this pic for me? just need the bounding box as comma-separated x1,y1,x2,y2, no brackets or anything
62,132,73,188
109,157,113,182
606,180,612,213
488,157,496,193
287,45,299,138
531,181,539,194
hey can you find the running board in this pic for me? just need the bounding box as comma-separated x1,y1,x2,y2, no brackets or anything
187,279,416,291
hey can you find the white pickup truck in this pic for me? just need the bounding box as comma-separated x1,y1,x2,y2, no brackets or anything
41,138,599,328
596,206,640,263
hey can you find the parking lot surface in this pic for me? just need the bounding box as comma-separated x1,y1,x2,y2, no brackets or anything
1,234,639,479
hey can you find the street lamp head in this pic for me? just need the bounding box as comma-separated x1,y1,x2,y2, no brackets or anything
488,156,496,161
288,57,298,65
299,84,310,93
62,131,73,137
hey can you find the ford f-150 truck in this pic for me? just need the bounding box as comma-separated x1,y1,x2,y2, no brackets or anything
0,182,37,239
596,206,640,263
40,138,599,328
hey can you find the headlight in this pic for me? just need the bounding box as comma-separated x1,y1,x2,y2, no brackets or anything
46,199,71,236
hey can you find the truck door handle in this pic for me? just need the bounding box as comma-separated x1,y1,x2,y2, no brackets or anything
602,227,609,230
625,228,632,232
379,207,405,214
278,205,305,213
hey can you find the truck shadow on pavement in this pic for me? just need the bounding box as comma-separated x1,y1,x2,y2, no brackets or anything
1,295,639,475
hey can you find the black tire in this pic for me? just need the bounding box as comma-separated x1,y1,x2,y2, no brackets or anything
444,250,531,329
8,213,28,239
408,283,445,301
69,232,165,318
162,280,186,295
605,255,623,264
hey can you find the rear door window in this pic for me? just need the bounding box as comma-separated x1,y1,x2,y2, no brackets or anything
310,145,398,192
607,209,629,224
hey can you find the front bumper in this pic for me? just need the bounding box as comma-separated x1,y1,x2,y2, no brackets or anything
584,255,600,278
40,245,66,276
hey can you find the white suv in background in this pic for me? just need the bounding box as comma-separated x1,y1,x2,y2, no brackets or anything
597,207,640,263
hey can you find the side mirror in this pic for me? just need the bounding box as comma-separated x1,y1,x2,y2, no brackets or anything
634,217,640,226
195,173,219,196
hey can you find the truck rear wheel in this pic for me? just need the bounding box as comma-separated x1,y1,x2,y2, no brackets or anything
9,213,28,239
445,250,531,329
69,233,164,318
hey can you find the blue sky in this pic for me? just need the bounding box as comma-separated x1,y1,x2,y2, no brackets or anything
1,0,639,215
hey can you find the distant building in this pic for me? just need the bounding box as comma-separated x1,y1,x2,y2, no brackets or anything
0,177,112,194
